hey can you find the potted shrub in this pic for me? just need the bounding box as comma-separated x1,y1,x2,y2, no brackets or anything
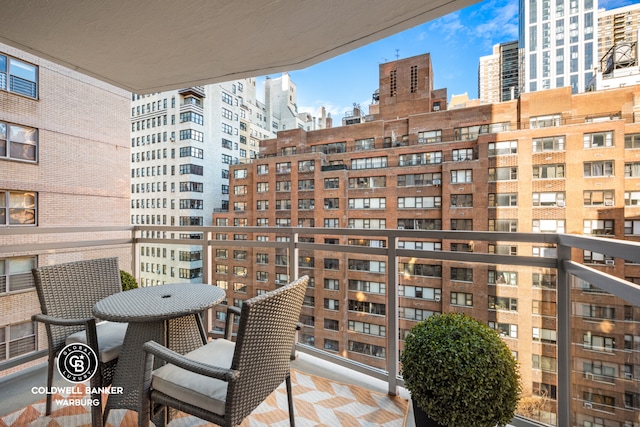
400,313,521,427
120,270,139,291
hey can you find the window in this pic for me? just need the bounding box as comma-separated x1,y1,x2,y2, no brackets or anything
0,55,38,98
584,220,614,236
397,218,441,230
533,192,565,207
450,194,473,207
1,191,37,225
451,292,473,307
354,138,375,151
324,218,339,228
450,169,472,183
488,167,517,181
533,164,565,179
399,307,437,321
625,133,640,149
348,340,385,358
349,280,386,294
0,256,36,293
452,148,474,161
397,173,441,187
257,164,268,175
0,122,37,162
533,219,565,233
450,267,473,281
324,319,339,331
489,219,518,232
533,135,565,152
276,162,291,174
180,182,204,192
324,178,339,189
348,300,386,315
489,193,517,207
583,251,614,265
351,156,387,169
585,131,615,149
221,92,233,105
179,129,204,142
298,160,314,172
324,259,339,270
179,111,203,125
179,164,203,175
324,339,339,351
0,321,37,361
584,161,614,177
530,114,561,128
488,270,517,286
324,299,339,310
349,176,386,189
489,296,518,312
450,219,473,230
324,198,339,209
298,179,314,191
418,130,442,143
585,190,614,206
275,199,291,210
256,182,268,193
488,141,518,156
348,198,386,209
399,262,441,278
583,333,614,351
311,142,346,154
397,197,441,209
399,152,441,166
348,321,386,337
348,259,386,273
398,285,440,300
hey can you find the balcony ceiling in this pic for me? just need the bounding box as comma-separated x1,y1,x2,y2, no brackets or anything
0,0,478,94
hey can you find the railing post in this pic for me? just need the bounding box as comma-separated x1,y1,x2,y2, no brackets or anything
202,229,213,335
556,243,572,427
288,230,299,282
133,227,140,284
387,232,399,396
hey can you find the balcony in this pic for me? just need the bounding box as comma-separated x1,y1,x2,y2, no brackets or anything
1,226,640,427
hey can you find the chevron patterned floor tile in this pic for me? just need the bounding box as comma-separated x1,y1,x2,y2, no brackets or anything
0,370,408,427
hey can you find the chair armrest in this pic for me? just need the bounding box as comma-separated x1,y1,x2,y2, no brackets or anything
224,306,242,340
32,313,94,327
143,340,239,382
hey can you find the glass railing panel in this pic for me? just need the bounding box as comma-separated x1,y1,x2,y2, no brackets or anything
570,274,640,427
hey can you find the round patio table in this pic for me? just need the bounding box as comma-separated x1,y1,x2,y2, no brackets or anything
93,283,225,423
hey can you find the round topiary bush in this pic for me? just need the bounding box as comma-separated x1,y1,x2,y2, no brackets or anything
401,313,521,427
120,270,138,291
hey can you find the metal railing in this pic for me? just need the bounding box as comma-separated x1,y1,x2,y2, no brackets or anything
2,225,640,427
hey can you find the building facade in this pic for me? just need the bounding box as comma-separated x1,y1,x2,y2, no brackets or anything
479,44,501,104
0,43,131,375
215,53,640,426
598,3,640,63
479,41,520,104
519,0,598,94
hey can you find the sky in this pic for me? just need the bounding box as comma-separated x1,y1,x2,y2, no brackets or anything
258,0,638,125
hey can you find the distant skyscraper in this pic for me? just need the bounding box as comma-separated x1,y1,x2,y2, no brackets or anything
478,41,520,103
597,3,640,63
519,0,598,94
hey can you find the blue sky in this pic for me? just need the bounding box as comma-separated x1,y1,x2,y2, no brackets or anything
259,0,638,124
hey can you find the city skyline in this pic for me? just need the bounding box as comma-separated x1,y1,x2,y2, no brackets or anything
257,0,638,124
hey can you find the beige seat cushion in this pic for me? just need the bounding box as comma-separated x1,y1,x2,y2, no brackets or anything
151,338,236,416
65,321,128,363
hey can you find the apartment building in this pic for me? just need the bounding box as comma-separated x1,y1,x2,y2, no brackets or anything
0,43,131,375
131,74,327,286
520,0,598,94
214,53,640,426
479,41,520,104
598,3,640,63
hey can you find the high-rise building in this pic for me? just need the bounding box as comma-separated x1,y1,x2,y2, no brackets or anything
131,75,323,286
598,3,640,62
519,0,598,94
479,44,501,104
0,43,131,376
215,52,640,426
479,41,520,104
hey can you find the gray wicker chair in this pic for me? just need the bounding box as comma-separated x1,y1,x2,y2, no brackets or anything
140,275,309,427
32,257,127,427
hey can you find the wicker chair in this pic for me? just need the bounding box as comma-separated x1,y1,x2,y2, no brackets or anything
32,257,127,427
140,275,309,427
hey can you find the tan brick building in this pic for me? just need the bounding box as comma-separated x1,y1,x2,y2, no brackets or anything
0,43,131,376
215,53,640,426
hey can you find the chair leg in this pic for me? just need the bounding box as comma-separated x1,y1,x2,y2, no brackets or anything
286,374,295,427
45,357,54,415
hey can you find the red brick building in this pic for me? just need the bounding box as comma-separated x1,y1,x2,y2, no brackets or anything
214,53,640,426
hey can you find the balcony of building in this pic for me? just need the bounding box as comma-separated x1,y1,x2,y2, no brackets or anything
1,226,640,427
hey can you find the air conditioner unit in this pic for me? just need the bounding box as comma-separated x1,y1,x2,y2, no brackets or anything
583,402,593,409
605,259,615,265
605,200,614,206
398,225,405,230
433,179,441,186
170,137,175,142
585,372,594,380
435,296,441,302
557,200,566,207
418,138,425,143
624,372,633,379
